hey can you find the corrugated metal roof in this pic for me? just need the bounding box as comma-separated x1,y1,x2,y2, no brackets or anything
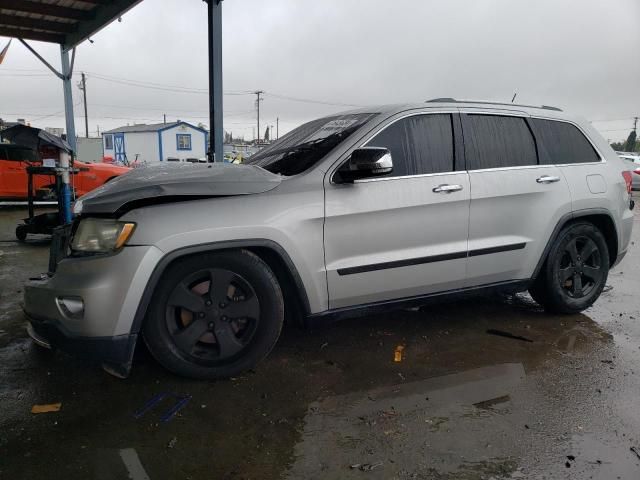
0,0,143,48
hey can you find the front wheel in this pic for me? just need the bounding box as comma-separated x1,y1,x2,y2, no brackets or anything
143,250,284,379
529,222,609,314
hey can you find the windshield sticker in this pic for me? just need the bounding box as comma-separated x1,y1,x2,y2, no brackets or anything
304,118,359,142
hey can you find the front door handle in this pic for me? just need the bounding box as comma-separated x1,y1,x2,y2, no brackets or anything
432,184,463,193
536,175,560,184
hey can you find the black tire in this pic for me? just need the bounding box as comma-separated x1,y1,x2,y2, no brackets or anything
15,225,27,242
530,222,609,314
143,250,284,379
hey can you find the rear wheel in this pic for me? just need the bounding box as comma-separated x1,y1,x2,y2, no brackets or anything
529,222,609,314
143,250,284,379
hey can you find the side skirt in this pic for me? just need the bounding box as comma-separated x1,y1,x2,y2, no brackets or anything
305,279,530,327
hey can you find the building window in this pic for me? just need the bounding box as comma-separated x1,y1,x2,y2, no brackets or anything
104,134,114,150
177,134,192,150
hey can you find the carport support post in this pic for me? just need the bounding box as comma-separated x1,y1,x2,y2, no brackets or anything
207,0,224,162
60,45,76,223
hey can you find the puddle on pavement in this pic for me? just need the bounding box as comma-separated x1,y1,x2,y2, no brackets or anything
286,364,528,479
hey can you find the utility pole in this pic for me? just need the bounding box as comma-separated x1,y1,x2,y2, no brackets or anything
254,90,263,143
276,117,279,140
634,116,638,133
79,72,88,137
163,113,166,125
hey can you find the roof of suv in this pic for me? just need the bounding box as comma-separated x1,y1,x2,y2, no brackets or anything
345,99,572,122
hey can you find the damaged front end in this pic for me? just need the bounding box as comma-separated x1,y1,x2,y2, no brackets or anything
74,162,282,216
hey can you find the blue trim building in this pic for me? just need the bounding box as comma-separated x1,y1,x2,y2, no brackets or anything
102,121,208,163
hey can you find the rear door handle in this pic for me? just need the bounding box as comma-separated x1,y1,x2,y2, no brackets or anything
536,175,560,184
432,184,463,193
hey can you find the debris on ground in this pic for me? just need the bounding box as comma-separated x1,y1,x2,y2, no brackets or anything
134,392,192,423
31,403,62,414
631,446,640,460
350,461,383,471
167,437,177,449
486,329,533,343
320,342,329,350
394,345,405,362
473,395,511,410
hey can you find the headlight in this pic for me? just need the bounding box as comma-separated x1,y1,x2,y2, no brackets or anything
71,218,135,253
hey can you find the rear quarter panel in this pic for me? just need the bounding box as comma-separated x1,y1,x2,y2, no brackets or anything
556,119,633,256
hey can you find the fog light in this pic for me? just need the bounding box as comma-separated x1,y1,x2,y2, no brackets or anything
56,296,84,319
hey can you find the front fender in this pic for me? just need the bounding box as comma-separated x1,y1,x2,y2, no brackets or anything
128,239,314,335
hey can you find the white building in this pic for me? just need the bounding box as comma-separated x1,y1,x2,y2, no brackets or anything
102,121,208,163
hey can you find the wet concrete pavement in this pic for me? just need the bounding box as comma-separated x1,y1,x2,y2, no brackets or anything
1,204,639,479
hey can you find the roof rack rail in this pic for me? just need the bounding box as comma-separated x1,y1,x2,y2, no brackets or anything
425,98,562,112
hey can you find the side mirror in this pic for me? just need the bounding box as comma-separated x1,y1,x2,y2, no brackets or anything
337,147,393,183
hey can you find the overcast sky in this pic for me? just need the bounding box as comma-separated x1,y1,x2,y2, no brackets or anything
1,0,639,142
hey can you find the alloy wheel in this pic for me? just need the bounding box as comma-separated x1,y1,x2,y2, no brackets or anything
165,268,260,364
556,235,603,298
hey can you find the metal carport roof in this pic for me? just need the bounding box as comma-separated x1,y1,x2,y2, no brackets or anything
0,0,142,49
0,0,226,222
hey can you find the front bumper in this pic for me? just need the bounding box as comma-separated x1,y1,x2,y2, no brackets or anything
23,243,164,376
26,314,137,377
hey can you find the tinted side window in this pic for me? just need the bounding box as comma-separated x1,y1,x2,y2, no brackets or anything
463,115,537,170
529,119,600,165
367,114,454,176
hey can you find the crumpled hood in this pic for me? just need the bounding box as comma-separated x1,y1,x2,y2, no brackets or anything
76,162,281,215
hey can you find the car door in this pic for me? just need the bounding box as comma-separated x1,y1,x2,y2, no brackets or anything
460,111,572,286
323,112,470,309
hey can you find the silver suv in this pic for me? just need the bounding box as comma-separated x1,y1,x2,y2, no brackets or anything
24,100,636,379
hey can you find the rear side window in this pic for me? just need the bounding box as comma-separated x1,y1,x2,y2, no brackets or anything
367,113,454,176
463,114,537,170
529,119,600,164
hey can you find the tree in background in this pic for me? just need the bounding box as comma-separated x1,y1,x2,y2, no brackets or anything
611,133,639,153
624,129,638,153
264,126,270,142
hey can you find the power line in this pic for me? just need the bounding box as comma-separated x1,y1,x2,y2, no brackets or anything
263,92,362,108
0,73,51,77
589,116,637,123
3,67,363,107
88,72,253,96
599,127,637,133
